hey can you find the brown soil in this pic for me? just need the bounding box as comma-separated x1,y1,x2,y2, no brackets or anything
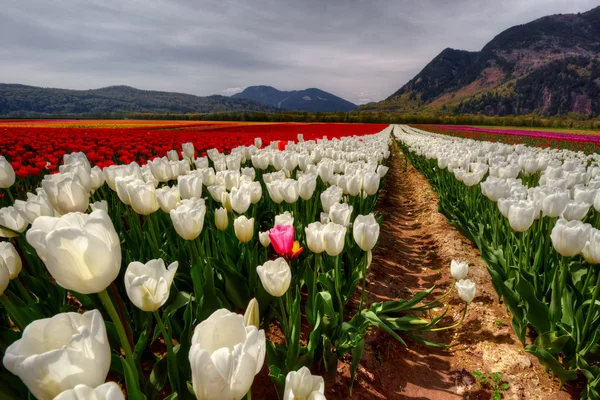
326,146,577,400
253,145,578,399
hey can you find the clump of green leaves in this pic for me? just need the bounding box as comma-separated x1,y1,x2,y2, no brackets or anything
472,370,510,400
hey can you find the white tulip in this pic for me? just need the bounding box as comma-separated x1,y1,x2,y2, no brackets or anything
562,201,591,221
551,218,591,257
182,142,195,160
59,164,92,193
275,211,294,227
125,259,178,312
52,382,124,400
234,216,254,243
244,298,260,328
508,202,537,232
3,310,111,400
178,174,203,200
230,187,252,214
0,262,9,295
352,214,379,251
283,367,326,400
305,222,326,254
126,180,159,215
42,173,89,214
189,309,266,400
320,186,343,213
257,257,292,297
329,202,353,227
156,186,180,213
0,156,16,188
170,198,206,240
0,242,22,279
298,173,317,200
377,165,389,178
26,210,121,294
322,222,346,256
450,260,468,280
259,231,271,247
90,166,105,190
167,150,179,161
0,206,28,237
362,171,380,195
541,191,569,218
456,279,476,303
14,191,54,224
215,207,229,231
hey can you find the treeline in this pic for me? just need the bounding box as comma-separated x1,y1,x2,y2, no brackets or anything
6,110,600,130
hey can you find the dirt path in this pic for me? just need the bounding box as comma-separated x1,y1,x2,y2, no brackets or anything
328,145,575,399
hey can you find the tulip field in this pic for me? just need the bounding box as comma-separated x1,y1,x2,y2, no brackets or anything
397,124,600,399
0,120,487,400
3,119,600,399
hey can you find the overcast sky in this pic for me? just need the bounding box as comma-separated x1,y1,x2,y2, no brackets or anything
1,0,597,104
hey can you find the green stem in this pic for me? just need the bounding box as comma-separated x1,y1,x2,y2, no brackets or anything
278,297,289,339
14,278,35,305
146,214,161,257
579,271,600,351
0,295,27,331
6,189,15,204
423,280,456,308
153,311,180,394
98,289,139,388
429,303,468,332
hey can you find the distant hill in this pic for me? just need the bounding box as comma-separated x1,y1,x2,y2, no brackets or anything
0,84,275,116
232,85,356,112
359,6,600,116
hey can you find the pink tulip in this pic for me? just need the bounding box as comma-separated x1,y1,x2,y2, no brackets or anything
269,224,294,257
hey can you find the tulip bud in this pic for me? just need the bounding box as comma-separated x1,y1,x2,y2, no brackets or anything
450,260,468,280
266,181,285,204
0,206,28,237
167,149,179,161
0,156,16,189
0,242,22,279
90,166,105,190
298,173,317,200
257,257,292,297
283,367,325,400
125,259,178,312
352,214,379,251
215,207,229,231
377,165,389,178
259,231,271,247
362,171,380,195
3,309,111,400
346,174,362,197
456,279,476,303
323,222,346,256
230,187,251,214
189,309,266,400
244,298,260,328
305,222,326,254
156,186,180,213
170,198,206,241
126,180,159,215
234,216,254,243
52,382,125,400
182,142,195,160
551,218,590,257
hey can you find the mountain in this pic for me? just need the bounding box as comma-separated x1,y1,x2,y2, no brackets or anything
0,84,275,116
232,86,356,112
360,6,600,116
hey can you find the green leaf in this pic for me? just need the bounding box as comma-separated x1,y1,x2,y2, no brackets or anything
525,345,577,382
515,278,551,334
349,337,364,394
121,357,146,400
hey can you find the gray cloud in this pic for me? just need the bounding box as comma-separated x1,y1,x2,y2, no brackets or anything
0,0,597,104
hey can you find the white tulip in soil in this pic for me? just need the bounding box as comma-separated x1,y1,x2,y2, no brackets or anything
189,309,266,400
125,259,178,312
284,367,326,400
3,309,111,400
450,260,469,280
26,210,121,294
456,279,477,303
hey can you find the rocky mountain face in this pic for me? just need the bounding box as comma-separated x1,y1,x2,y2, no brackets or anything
232,86,356,112
360,6,600,116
